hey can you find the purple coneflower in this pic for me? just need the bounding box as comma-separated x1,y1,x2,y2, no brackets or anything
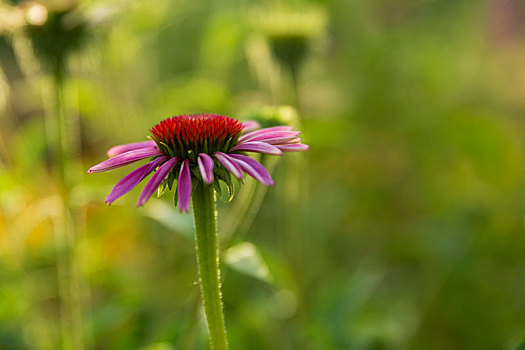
88,114,308,212
88,113,307,350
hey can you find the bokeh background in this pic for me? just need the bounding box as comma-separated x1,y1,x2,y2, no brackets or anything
1,0,525,349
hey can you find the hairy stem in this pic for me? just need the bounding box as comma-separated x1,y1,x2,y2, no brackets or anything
192,183,228,350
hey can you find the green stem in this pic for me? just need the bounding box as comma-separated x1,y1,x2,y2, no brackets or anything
192,183,228,350
289,64,300,110
54,68,67,197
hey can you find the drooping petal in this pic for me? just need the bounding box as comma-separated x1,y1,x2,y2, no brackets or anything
228,154,274,186
252,135,302,145
198,153,215,184
105,156,167,205
239,126,294,142
106,140,157,157
276,143,309,152
230,141,282,156
178,159,192,212
88,148,163,173
242,120,260,133
136,157,179,206
213,152,244,179
239,131,300,145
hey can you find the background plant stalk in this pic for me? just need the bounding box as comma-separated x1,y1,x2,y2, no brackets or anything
53,68,84,350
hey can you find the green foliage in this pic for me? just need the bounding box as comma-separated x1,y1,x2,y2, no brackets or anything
1,0,525,349
25,2,90,74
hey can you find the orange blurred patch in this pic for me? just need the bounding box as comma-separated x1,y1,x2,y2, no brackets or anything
25,217,54,249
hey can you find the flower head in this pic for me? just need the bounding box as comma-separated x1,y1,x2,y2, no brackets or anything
88,114,308,212
255,6,327,73
23,1,92,74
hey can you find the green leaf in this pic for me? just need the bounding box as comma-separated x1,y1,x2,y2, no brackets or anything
140,342,174,350
224,242,273,284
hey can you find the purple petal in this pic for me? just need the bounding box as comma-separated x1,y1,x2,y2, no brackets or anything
88,148,163,173
213,152,244,179
228,154,274,186
230,141,283,156
136,157,179,206
106,140,157,157
242,121,261,133
284,138,302,144
240,131,300,144
276,144,309,152
178,159,192,213
198,153,215,184
254,135,302,145
105,156,167,205
239,126,295,142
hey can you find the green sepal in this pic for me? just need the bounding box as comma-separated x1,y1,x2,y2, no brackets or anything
214,165,227,181
225,181,234,202
222,170,233,188
167,170,176,191
221,172,235,202
192,178,200,193
159,141,175,158
222,137,233,152
213,180,222,198
191,166,202,180
188,149,197,163
173,188,178,207
157,179,167,197
213,166,235,203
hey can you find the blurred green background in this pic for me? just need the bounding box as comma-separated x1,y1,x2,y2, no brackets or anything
1,0,525,349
